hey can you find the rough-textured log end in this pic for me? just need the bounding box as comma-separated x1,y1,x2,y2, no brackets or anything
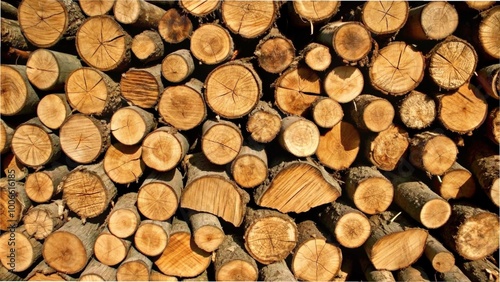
366,124,409,171
362,1,409,35
316,121,360,170
221,0,276,39
399,90,436,130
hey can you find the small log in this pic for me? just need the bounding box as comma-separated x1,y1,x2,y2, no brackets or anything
439,265,471,282
402,1,458,40
25,261,74,281
432,162,476,200
1,18,28,50
161,49,194,83
201,119,243,165
486,107,500,145
80,258,117,281
291,220,342,281
311,97,343,129
103,143,145,185
424,234,455,273
179,0,219,16
255,28,295,74
0,65,39,116
316,121,360,170
231,142,268,188
246,101,282,143
274,65,321,116
114,0,165,28
318,200,371,249
254,159,341,214
155,217,212,278
409,131,458,175
259,260,296,282
37,94,70,130
324,66,364,103
288,0,339,27
365,124,409,171
61,162,117,220
110,106,155,145
214,235,258,281
181,153,250,227
220,0,276,38
346,166,394,215
0,226,42,272
350,94,395,132
244,208,297,265
398,90,436,129
359,255,396,281
76,15,132,72
141,127,189,172
42,218,100,274
150,270,178,281
107,193,140,239
300,43,331,72
137,169,183,221
23,202,65,240
158,79,207,131
134,220,171,257
94,227,131,266
158,8,193,44
116,247,153,281
461,258,500,282
0,179,31,231
1,153,28,181
478,6,500,59
279,116,320,157
1,2,18,20
397,265,430,281
79,0,115,16
476,64,499,99
131,30,164,63
0,119,14,154
188,211,224,253
191,23,233,65
121,64,163,109
361,1,409,35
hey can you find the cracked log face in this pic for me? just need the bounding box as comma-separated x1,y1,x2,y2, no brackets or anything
103,143,144,185
11,122,56,168
190,24,233,65
362,1,409,35
221,0,276,39
201,120,243,165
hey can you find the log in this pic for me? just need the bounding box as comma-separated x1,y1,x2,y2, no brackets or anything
274,65,321,116
107,193,140,239
440,203,499,260
134,220,171,257
316,121,360,170
461,258,500,282
79,258,117,281
94,228,131,266
1,18,28,50
243,208,297,265
61,162,117,220
397,265,430,281
401,1,458,41
1,153,28,181
0,119,14,154
350,94,395,132
114,0,165,28
121,64,163,109
477,64,499,99
291,220,342,281
25,260,73,281
246,101,282,143
65,67,122,117
76,15,132,72
0,179,31,231
181,153,250,227
11,117,61,168
116,247,153,281
190,23,233,65
131,30,164,64
300,43,331,72
231,142,268,188
79,0,115,16
0,264,22,281
182,271,209,282
220,0,276,38
103,143,145,184
255,28,295,74
288,0,339,27
424,234,455,273
365,124,409,171
398,90,436,129
486,107,500,145
155,217,211,278
60,114,110,164
432,162,476,200
23,202,65,240
254,159,341,214
141,127,189,172
0,226,42,272
278,116,320,157
214,235,258,281
465,1,496,10
359,255,396,282
158,8,192,44
188,211,225,253
37,94,70,130
311,97,343,129
409,131,458,175
161,49,194,83
1,2,18,20
42,218,99,274
318,200,371,249
110,106,155,146
439,265,471,282
259,260,296,282
150,270,178,281
361,1,409,35
478,6,500,59
201,119,243,165
137,169,183,221
158,79,207,131
0,65,39,116
324,66,364,103
179,0,219,16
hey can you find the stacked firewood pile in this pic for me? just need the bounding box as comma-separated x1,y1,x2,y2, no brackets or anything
1,0,499,281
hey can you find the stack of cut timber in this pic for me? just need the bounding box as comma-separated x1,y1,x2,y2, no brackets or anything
0,0,499,281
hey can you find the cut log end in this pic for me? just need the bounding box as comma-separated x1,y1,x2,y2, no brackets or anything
316,121,360,170
292,239,342,281
161,50,194,83
221,0,276,39
246,103,281,143
367,124,409,171
94,232,129,267
201,120,243,165
103,143,144,185
279,117,320,157
180,0,219,16
399,90,436,130
158,8,193,44
420,199,452,229
436,163,477,200
1,65,38,116
456,212,500,260
479,6,500,59
410,133,458,175
275,66,321,116
134,222,170,257
232,154,267,189
324,66,363,103
418,2,459,40
191,24,233,65
79,0,115,16
110,106,154,146
256,34,294,74
362,1,409,35
302,43,331,72
193,225,225,253
37,94,69,130
216,260,258,281
312,98,343,129
12,122,57,167
335,212,372,249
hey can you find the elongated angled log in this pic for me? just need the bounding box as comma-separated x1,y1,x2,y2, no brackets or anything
324,66,364,103
94,228,131,266
478,6,500,59
424,234,455,273
311,97,343,128
0,226,42,272
316,121,360,170
0,180,31,231
66,67,122,116
461,258,499,282
158,79,207,131
214,235,258,281
221,0,276,38
23,202,64,240
244,208,297,265
137,169,182,221
246,101,282,143
114,0,165,28
116,247,153,281
291,220,342,281
79,0,115,16
162,49,194,83
359,255,396,282
365,211,428,271
142,127,188,172
288,0,339,27
440,203,499,260
361,1,409,35
158,8,192,44
409,131,458,175
103,143,145,184
43,218,99,274
346,166,394,215
37,94,70,130
255,159,341,214
432,162,476,200
365,124,409,171
231,142,268,188
121,64,163,109
12,117,61,168
486,107,500,145
155,217,212,277
18,0,85,47
402,1,458,41
1,18,28,50
255,28,294,74
108,193,140,238
1,2,18,20
351,94,395,132
110,106,155,145
275,66,321,116
181,153,250,227
0,119,14,154
62,162,117,220
25,261,73,281
191,23,233,65
135,220,171,257
0,264,22,281
318,200,371,248
201,119,243,165
1,154,28,181
300,43,331,72
188,211,224,253
76,15,132,71
1,65,39,116
370,42,425,95
80,258,117,281
477,64,499,100
397,265,430,281
132,30,164,64
259,260,296,281
279,116,320,157
440,265,471,282
398,90,436,129
180,0,219,16
150,270,178,281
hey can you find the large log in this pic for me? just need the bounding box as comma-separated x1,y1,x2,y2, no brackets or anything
361,1,409,35
288,0,339,27
79,0,115,16
220,0,276,39
0,65,39,116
